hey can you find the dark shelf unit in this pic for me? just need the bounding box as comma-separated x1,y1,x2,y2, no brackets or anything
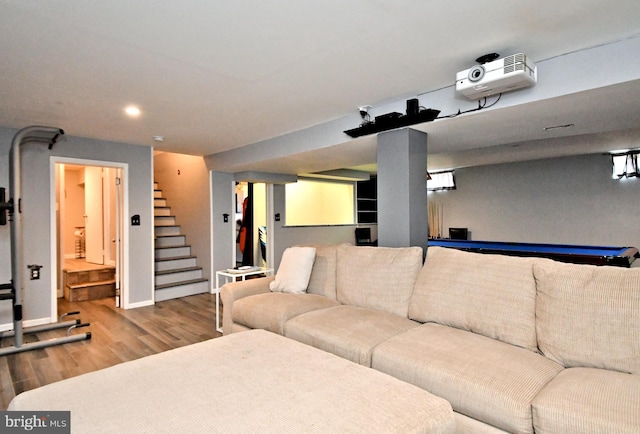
344,109,441,138
356,177,377,224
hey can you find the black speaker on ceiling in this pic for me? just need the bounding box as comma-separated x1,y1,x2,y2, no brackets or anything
406,98,419,116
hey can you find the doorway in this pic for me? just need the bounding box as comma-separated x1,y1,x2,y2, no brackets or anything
52,159,126,312
235,182,269,268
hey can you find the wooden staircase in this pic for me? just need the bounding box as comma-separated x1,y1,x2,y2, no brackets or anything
154,182,209,301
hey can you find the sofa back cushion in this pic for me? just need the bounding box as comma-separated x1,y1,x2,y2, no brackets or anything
336,244,423,317
409,246,538,351
534,260,640,375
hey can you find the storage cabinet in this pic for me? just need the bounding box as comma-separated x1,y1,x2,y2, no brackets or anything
356,177,377,224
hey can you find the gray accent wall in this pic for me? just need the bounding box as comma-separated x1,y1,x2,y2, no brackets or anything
0,127,154,328
430,153,640,249
210,171,235,284
377,128,428,248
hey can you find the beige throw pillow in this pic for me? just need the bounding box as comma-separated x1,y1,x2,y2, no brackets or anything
269,247,316,294
295,244,340,300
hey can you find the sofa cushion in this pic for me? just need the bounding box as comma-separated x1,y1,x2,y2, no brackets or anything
232,292,339,335
532,367,640,434
269,246,316,293
284,305,420,366
372,323,564,434
336,244,423,317
453,413,510,434
300,244,339,300
409,246,539,351
534,260,640,375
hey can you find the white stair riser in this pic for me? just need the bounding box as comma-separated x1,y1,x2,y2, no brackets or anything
154,208,171,216
154,216,176,226
155,226,181,236
155,269,203,286
155,280,209,302
155,257,197,272
155,246,191,259
155,236,186,248
154,198,167,207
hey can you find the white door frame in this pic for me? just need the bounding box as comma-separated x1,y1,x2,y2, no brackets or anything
50,157,130,319
228,181,274,270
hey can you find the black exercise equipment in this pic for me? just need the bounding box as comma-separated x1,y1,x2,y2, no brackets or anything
0,126,91,356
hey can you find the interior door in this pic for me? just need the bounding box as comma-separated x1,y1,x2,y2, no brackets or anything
84,166,104,265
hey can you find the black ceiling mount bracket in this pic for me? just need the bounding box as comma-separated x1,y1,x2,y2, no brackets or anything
475,53,500,64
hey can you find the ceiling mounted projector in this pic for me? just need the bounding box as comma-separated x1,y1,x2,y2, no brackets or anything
456,53,537,100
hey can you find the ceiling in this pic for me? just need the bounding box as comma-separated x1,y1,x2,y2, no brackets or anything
1,1,640,174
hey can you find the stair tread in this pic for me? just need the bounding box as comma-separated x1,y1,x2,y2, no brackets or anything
155,266,202,276
155,255,196,262
155,245,191,250
68,279,116,289
155,278,208,290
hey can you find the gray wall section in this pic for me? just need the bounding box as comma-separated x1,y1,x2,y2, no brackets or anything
210,171,235,283
430,153,640,248
0,127,154,328
377,128,428,248
154,153,211,282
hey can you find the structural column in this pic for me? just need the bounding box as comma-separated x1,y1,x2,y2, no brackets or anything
210,171,235,282
376,128,428,248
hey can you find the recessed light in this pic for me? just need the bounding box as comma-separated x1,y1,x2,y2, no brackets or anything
153,136,165,142
124,106,141,117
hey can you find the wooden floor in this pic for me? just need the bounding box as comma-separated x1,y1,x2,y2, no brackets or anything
0,293,221,410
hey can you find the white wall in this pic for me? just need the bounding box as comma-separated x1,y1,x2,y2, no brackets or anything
431,153,640,248
62,168,85,257
0,127,154,329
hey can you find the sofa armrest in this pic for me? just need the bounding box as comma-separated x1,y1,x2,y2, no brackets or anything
220,275,275,334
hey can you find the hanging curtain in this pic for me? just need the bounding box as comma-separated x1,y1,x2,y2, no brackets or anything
428,201,443,239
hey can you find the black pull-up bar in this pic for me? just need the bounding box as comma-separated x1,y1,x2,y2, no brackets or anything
0,126,91,356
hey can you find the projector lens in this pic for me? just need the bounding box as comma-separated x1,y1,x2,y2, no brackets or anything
468,65,485,82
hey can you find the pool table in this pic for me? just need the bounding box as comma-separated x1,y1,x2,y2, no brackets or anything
427,239,639,267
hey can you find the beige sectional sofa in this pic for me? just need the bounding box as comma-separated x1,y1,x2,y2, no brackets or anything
221,244,640,434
